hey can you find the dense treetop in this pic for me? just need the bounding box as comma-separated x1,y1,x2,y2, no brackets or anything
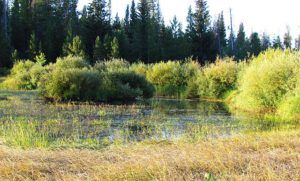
0,0,299,67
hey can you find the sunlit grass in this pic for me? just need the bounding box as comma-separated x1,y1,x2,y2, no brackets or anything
0,129,298,180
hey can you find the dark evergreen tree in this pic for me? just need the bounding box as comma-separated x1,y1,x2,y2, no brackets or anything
193,0,215,63
235,23,248,60
0,0,11,67
261,33,271,51
10,0,32,59
93,36,105,61
137,0,150,62
249,32,261,56
272,36,283,49
295,35,300,50
185,6,195,57
81,0,111,60
283,28,292,49
215,12,226,57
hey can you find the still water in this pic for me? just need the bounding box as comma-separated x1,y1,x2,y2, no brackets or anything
0,91,295,148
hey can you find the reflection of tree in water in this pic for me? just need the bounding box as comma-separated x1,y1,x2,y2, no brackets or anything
149,99,229,116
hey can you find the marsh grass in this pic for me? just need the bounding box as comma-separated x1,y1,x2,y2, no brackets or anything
0,129,298,180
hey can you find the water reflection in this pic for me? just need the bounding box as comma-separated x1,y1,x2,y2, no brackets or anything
0,90,298,147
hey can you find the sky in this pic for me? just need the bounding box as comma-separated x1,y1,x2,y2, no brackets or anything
78,0,300,39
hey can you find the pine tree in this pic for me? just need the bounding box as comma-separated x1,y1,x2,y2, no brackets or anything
193,0,214,63
64,36,85,57
295,35,300,50
185,6,195,57
261,33,271,51
10,0,32,59
235,23,248,60
0,0,11,67
29,33,39,59
111,37,120,58
273,36,283,49
137,0,151,62
81,0,111,59
215,12,226,57
93,36,105,62
249,32,261,56
283,28,292,49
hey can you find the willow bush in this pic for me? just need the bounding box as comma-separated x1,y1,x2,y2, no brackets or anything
232,49,300,113
2,60,46,90
198,58,240,99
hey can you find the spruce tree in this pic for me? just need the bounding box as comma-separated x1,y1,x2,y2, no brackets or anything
111,37,120,58
0,0,11,67
185,6,195,57
215,12,226,57
93,36,105,62
137,0,151,62
272,36,283,49
283,28,292,49
261,33,271,51
29,33,39,59
235,23,248,60
64,36,85,57
295,35,300,50
249,32,261,56
193,0,213,63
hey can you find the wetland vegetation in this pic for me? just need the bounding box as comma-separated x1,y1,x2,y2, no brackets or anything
0,0,300,179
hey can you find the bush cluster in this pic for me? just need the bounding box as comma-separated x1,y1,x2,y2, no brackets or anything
198,58,240,99
39,57,154,102
231,49,300,120
2,49,300,121
2,60,46,90
145,60,201,98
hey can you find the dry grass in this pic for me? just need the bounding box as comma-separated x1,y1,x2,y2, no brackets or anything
0,130,299,180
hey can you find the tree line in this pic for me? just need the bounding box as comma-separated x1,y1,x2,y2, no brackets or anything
0,0,300,68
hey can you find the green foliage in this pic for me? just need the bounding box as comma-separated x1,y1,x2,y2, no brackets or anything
94,58,129,73
39,57,153,102
54,56,90,70
40,68,101,101
104,71,155,101
277,80,300,121
146,61,186,97
130,62,149,76
146,60,201,98
233,49,300,112
198,58,239,99
111,37,120,58
34,52,47,65
2,60,45,90
63,36,86,58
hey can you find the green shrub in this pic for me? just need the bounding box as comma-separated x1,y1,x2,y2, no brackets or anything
146,61,187,97
277,80,300,121
130,62,149,76
233,49,300,112
2,60,45,90
94,58,129,73
54,56,89,70
182,61,201,98
198,58,239,99
40,68,101,101
103,71,154,101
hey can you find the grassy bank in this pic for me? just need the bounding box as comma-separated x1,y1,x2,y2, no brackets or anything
0,130,298,180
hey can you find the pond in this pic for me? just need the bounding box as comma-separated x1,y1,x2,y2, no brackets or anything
0,90,297,148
